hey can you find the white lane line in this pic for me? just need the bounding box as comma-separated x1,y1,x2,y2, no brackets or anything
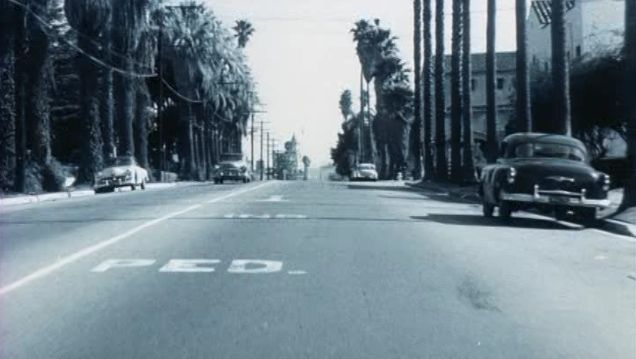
287,270,307,275
0,181,275,297
258,195,287,202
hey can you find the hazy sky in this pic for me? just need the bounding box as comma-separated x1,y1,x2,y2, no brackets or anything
204,0,523,165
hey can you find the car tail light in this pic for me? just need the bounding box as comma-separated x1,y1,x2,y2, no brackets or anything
601,174,611,192
507,167,516,184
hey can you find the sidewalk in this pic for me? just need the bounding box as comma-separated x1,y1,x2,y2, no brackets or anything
0,182,197,207
406,180,636,238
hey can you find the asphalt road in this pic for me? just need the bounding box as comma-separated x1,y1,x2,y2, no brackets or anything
1,180,635,359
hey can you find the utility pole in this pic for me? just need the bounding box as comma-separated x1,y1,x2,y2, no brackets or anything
260,121,264,180
271,138,278,180
266,132,271,180
250,113,255,172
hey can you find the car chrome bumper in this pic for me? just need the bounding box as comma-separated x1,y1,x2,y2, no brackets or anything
501,188,611,208
94,177,132,188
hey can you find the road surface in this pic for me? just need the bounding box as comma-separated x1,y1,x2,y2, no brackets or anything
1,180,635,359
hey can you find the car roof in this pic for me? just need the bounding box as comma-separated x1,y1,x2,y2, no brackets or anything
502,133,587,151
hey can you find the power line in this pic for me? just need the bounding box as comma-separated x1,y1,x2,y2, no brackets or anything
5,0,157,78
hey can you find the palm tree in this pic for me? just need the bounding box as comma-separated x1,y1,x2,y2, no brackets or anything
622,0,636,209
111,0,151,156
551,0,571,136
339,89,353,121
411,0,423,180
450,0,462,182
65,0,111,183
99,15,115,160
435,0,447,181
461,0,475,182
233,19,254,48
486,0,497,162
0,1,16,190
515,0,531,132
422,0,434,179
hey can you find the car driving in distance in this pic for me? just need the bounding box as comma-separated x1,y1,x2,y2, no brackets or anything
350,163,378,181
213,161,252,184
94,156,149,193
479,133,611,223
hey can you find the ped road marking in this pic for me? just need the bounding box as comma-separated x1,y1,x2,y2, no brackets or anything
224,214,308,219
0,181,275,297
91,259,293,274
258,195,287,202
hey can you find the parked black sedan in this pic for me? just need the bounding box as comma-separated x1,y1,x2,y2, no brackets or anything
479,133,611,223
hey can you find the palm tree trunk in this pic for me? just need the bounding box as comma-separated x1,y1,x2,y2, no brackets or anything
26,0,53,167
622,0,636,209
486,0,498,162
461,0,475,183
435,0,448,181
100,22,115,160
134,83,150,173
515,0,532,132
423,0,434,179
0,6,16,190
113,59,135,156
14,6,26,192
551,0,571,136
77,34,104,184
412,0,423,180
450,0,463,182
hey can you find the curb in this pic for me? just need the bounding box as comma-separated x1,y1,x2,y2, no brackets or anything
405,181,636,238
0,182,186,208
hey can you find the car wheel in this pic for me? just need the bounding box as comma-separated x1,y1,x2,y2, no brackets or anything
575,208,598,226
140,180,146,190
499,201,512,220
482,201,495,218
554,206,569,221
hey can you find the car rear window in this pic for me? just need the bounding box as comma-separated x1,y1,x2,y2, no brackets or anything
512,142,586,162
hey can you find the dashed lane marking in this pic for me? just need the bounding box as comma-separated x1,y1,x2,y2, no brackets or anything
0,181,276,297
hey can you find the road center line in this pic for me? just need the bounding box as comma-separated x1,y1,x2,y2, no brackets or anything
0,181,276,297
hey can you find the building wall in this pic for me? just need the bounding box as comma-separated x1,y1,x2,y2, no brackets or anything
527,0,624,71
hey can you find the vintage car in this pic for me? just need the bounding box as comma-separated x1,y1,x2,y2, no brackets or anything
350,163,378,181
213,161,252,184
94,156,149,193
479,133,611,223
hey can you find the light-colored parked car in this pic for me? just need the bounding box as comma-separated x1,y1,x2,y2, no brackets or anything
350,163,378,181
94,156,149,193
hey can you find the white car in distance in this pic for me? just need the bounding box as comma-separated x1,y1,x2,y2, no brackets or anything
350,163,378,181
94,156,149,193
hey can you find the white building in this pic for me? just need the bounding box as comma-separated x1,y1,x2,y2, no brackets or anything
443,52,517,142
527,0,625,71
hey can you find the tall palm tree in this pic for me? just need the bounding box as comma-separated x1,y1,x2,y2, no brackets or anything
551,0,571,136
411,0,423,180
461,0,475,182
233,19,254,48
0,0,16,190
65,0,111,183
100,15,115,160
450,0,462,182
515,0,531,132
339,89,353,121
422,0,434,179
622,0,636,209
485,0,497,162
435,0,448,180
111,0,151,156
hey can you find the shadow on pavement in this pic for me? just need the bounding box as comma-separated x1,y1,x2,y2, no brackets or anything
411,214,579,231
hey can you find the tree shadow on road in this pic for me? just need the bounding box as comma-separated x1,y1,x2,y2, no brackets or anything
411,214,580,231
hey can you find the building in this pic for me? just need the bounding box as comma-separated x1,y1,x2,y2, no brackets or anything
443,52,517,142
527,0,625,71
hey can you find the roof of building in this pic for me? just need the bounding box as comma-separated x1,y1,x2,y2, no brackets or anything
444,51,517,73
